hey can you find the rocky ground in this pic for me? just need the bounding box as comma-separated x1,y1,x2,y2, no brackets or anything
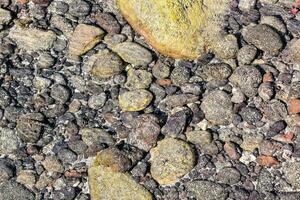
0,0,300,199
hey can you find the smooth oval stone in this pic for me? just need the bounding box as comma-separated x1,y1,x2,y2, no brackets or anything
117,0,232,59
119,90,153,111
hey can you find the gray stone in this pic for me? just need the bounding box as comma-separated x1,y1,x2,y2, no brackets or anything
237,45,257,65
263,99,288,121
0,8,11,25
0,181,35,200
196,63,232,81
171,66,190,86
80,128,115,147
261,15,287,34
0,128,20,154
201,90,233,125
258,82,275,101
88,93,107,109
239,107,262,124
152,62,170,79
216,167,241,185
125,69,152,90
283,162,300,190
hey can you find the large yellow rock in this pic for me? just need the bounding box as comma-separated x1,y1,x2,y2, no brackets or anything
117,0,234,60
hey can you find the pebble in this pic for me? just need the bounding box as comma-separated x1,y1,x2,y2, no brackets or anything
238,0,256,12
171,66,190,86
258,82,275,101
0,159,14,182
229,65,262,97
88,93,107,109
186,130,213,147
263,99,288,121
152,62,170,79
35,53,55,69
113,42,153,66
158,94,198,111
282,162,300,190
196,63,232,81
95,12,121,34
16,170,36,189
50,84,70,104
0,127,20,154
150,138,195,185
161,109,189,137
125,69,152,90
224,142,241,160
0,88,10,107
42,156,64,173
242,24,284,56
288,99,300,114
186,180,228,200
287,39,300,67
88,165,152,200
237,45,257,65
93,147,132,172
261,15,287,34
240,132,264,152
216,167,241,185
0,8,11,25
80,128,115,148
68,24,105,58
89,50,124,78
119,90,153,111
211,34,239,59
201,90,233,125
50,14,73,38
128,114,160,151
239,107,262,124
0,181,35,200
9,26,56,51
68,0,91,17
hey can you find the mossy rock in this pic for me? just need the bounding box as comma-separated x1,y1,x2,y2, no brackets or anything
117,0,234,60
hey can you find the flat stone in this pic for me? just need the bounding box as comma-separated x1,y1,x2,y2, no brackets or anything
283,162,300,190
9,26,56,51
80,128,115,147
196,63,232,81
113,42,153,66
201,90,233,125
186,130,213,147
117,0,233,59
119,90,153,111
68,24,105,58
88,165,152,200
0,128,20,154
0,181,35,200
150,138,195,185
241,132,264,152
186,180,228,200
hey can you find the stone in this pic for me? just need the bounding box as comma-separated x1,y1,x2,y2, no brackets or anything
258,82,275,101
50,84,70,104
88,165,152,200
210,34,239,59
0,127,20,154
256,155,279,167
69,0,90,17
119,90,153,111
0,181,35,200
35,53,55,69
224,142,241,160
186,180,228,200
16,113,44,143
239,107,262,124
117,0,233,59
125,69,153,90
186,130,213,147
161,109,189,137
196,63,232,81
89,50,124,78
68,24,105,58
152,62,170,79
238,0,256,12
113,42,153,66
237,45,257,65
93,147,132,172
158,94,198,111
0,160,14,182
287,39,300,67
201,90,233,125
50,14,73,38
242,24,283,56
170,66,190,86
128,114,160,151
9,26,56,51
289,99,300,114
42,156,64,173
263,99,288,121
261,15,287,34
216,167,241,185
81,128,115,148
0,8,11,25
282,162,300,190
88,93,107,109
150,138,195,185
95,12,121,34
16,170,36,189
240,132,264,152
229,66,262,97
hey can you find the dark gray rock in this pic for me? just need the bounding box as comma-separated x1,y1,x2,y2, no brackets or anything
239,107,262,124
0,181,35,200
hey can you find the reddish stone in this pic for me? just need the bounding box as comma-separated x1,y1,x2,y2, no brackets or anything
289,99,300,114
156,79,172,86
263,72,274,83
256,155,279,167
224,142,240,160
272,132,294,143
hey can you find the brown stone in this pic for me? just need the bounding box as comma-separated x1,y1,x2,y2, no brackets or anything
256,155,279,167
289,99,300,114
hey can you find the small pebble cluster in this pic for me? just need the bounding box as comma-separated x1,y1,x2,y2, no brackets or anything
0,0,300,200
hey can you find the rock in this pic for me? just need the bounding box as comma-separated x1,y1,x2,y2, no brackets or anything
256,155,279,167
89,50,124,78
0,128,20,154
287,39,300,66
88,165,152,200
113,42,153,66
282,162,300,190
0,8,11,25
117,0,232,59
161,109,189,137
238,0,256,12
119,90,153,111
0,181,35,200
263,99,288,121
0,88,10,108
216,167,241,185
242,24,283,56
128,114,160,151
93,147,132,172
9,26,56,51
16,113,44,143
170,66,190,86
196,63,232,81
68,24,105,58
125,69,152,90
186,180,228,200
258,82,275,101
80,128,115,147
42,156,64,173
0,159,14,182
57,148,77,165
289,99,300,114
150,138,195,185
69,0,90,17
186,130,213,147
210,34,239,59
239,107,262,124
95,12,121,34
152,62,170,79
231,88,246,103
50,84,70,104
240,132,264,152
257,169,274,191
224,142,241,160
201,90,233,125
35,53,55,69
158,94,198,111
16,170,36,189
261,15,287,34
88,93,107,109
229,66,262,97
50,14,73,38
237,45,257,65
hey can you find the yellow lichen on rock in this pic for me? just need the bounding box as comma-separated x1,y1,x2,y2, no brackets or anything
117,0,233,59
